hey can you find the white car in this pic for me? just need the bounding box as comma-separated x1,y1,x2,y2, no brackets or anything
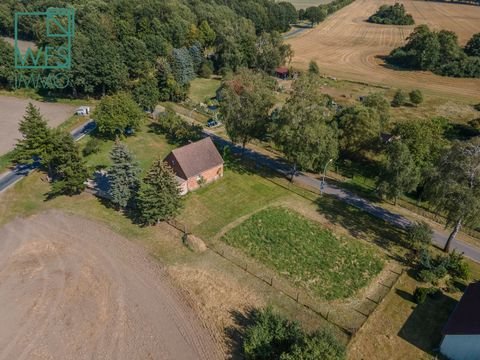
75,106,90,116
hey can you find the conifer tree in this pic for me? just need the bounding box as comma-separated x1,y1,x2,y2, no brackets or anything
108,142,141,209
45,130,88,196
137,160,182,225
14,103,52,165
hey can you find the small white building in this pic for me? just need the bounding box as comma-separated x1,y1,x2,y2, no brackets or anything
440,282,480,360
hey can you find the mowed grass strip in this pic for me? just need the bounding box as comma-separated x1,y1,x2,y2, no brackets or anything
222,207,384,300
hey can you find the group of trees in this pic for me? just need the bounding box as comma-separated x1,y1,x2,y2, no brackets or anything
107,142,182,225
388,25,480,78
13,103,87,197
243,307,346,360
219,67,480,249
0,0,294,100
391,89,423,107
368,3,414,25
299,0,355,26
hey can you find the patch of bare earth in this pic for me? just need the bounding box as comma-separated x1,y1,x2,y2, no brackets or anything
287,0,480,100
0,210,221,360
0,96,75,155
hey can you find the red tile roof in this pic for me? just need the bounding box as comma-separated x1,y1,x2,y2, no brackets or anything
164,137,223,180
442,282,480,335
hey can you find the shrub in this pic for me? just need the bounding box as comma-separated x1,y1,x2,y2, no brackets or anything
473,103,480,111
391,89,407,107
409,89,423,106
414,287,440,304
199,60,214,78
82,137,101,156
406,221,433,251
308,60,320,75
243,307,346,360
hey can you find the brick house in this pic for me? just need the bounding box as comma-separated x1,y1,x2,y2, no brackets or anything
164,137,224,195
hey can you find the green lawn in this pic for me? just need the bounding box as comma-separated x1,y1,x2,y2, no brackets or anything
221,207,384,300
179,168,288,238
80,123,176,175
188,78,221,104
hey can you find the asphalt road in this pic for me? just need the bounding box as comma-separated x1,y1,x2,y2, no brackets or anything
0,120,96,194
206,131,480,263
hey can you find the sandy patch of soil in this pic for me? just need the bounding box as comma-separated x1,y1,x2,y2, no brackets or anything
0,210,221,360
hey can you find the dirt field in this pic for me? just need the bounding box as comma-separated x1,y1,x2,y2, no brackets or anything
0,211,221,360
0,95,75,155
287,0,480,99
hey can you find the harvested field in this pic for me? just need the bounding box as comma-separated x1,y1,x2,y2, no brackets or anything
0,95,75,155
0,211,221,360
287,0,480,99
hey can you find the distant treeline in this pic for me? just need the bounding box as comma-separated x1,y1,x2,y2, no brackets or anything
368,3,415,25
424,0,480,5
298,0,355,26
0,0,295,99
387,25,480,78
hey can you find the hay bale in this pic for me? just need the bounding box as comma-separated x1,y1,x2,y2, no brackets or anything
184,234,207,253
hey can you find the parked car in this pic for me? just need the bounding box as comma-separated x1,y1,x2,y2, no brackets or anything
75,106,90,116
207,119,218,127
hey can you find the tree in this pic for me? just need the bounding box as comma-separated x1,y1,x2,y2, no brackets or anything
93,93,146,138
391,89,407,107
377,141,421,205
0,38,14,88
170,47,196,85
362,92,390,129
335,105,381,154
273,74,338,176
219,68,275,150
13,103,52,165
137,160,182,225
308,60,320,75
155,110,203,145
281,331,346,360
304,6,327,27
465,33,480,57
198,20,216,48
409,89,423,106
253,31,292,74
44,130,88,197
133,76,160,112
243,307,346,360
108,142,141,209
243,307,303,359
406,221,433,251
426,138,480,252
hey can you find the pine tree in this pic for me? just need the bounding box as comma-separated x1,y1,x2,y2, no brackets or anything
14,103,52,165
137,160,182,225
45,130,89,197
108,142,141,209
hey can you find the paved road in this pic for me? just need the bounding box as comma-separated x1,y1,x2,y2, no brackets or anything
207,132,480,263
0,120,96,194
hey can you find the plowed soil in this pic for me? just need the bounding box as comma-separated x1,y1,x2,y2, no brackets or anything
287,0,480,99
0,211,221,360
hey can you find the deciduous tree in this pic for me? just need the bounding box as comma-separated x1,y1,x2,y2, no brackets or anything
426,138,480,252
219,68,275,150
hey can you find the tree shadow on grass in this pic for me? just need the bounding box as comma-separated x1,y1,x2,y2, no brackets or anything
398,291,457,356
224,308,257,360
315,196,407,263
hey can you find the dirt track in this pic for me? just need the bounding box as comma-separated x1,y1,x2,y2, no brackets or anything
0,96,75,155
0,211,221,360
287,0,480,99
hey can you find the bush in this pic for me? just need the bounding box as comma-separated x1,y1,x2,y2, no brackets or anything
391,89,407,107
308,60,320,75
413,286,440,304
368,3,414,25
155,110,203,144
474,103,480,111
409,89,423,106
199,60,214,78
82,137,101,156
243,307,346,360
406,221,432,251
